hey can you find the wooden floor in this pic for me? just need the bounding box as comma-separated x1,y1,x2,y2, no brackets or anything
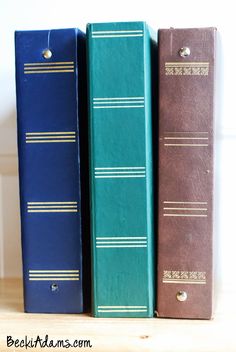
0,279,235,351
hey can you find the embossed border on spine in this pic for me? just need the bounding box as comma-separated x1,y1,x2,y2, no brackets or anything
163,270,206,284
165,62,209,76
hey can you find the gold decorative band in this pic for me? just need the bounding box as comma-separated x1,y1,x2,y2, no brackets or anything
97,305,147,313
24,62,74,66
28,269,80,281
165,62,209,76
26,132,76,135
29,278,79,281
163,200,208,217
29,270,79,273
27,201,78,213
29,274,79,277
24,66,74,70
165,62,209,66
25,131,76,143
24,61,75,74
163,270,206,284
25,70,74,74
164,144,208,147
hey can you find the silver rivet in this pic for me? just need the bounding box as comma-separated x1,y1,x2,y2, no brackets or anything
176,291,187,302
42,49,52,59
179,47,191,57
50,283,58,292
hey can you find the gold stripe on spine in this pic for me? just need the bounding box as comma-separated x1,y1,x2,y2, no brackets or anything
163,214,207,217
24,66,74,70
28,205,77,208
29,278,79,281
163,132,209,146
164,131,209,134
24,62,75,74
26,132,76,135
27,202,77,205
24,62,74,66
163,201,207,204
24,70,74,74
164,137,208,140
29,270,79,273
97,310,147,312
28,269,80,281
163,201,208,217
29,274,79,277
27,201,78,213
163,207,207,211
27,209,78,213
165,62,209,66
164,144,208,147
26,140,76,143
25,131,76,143
26,136,75,140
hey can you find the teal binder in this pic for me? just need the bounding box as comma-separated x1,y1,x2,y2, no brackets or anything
87,22,156,317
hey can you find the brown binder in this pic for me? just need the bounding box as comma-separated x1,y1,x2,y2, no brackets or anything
157,27,216,319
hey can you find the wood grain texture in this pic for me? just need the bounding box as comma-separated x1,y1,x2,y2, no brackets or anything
0,279,235,351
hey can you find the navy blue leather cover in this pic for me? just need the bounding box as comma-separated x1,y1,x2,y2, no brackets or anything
15,28,85,313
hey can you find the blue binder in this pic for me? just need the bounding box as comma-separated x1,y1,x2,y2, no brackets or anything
15,28,85,313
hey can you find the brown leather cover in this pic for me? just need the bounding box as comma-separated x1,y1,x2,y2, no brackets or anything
157,28,216,319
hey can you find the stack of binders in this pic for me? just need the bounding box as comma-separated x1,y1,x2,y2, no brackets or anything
15,23,216,319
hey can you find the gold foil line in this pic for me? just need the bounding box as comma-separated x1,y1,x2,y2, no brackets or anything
164,132,209,134
29,274,79,277
163,201,207,204
24,70,74,74
97,306,147,308
92,30,143,34
29,270,79,273
163,214,207,217
96,237,147,240
26,136,75,140
163,280,206,285
163,207,207,211
27,202,77,205
93,97,144,101
26,132,75,135
93,105,144,109
96,241,147,244
92,34,143,38
27,205,77,209
164,144,208,147
93,101,144,105
24,62,74,66
95,167,145,170
165,62,209,66
27,209,78,213
26,139,76,143
97,309,147,312
29,278,79,281
164,137,208,140
24,66,74,70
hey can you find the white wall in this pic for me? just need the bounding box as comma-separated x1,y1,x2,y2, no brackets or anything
0,0,234,288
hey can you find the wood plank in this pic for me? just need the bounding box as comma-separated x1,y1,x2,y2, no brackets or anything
0,279,235,351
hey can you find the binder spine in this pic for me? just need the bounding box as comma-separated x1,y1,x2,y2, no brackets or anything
157,27,216,319
15,28,85,313
87,22,155,317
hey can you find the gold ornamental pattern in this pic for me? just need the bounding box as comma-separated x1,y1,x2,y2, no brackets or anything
163,270,206,284
165,62,209,76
